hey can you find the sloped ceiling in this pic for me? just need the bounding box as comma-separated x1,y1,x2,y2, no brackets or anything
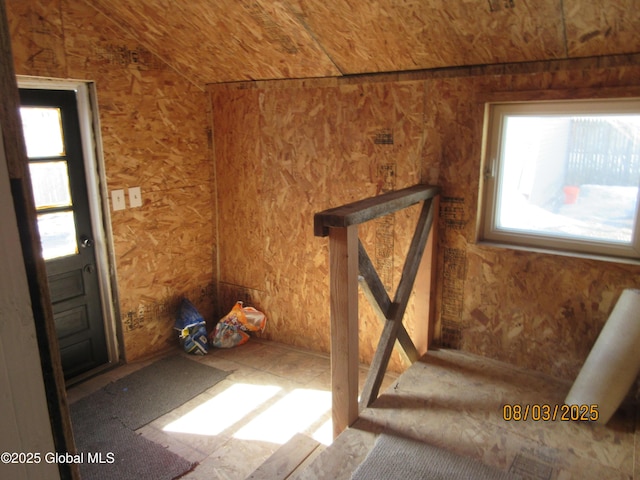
85,0,640,86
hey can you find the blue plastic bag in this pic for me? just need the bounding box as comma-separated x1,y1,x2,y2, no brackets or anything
174,298,208,355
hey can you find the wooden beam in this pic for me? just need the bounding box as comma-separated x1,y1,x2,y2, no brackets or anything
329,224,359,438
314,184,439,237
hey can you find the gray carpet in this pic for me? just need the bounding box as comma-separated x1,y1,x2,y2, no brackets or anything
101,355,229,430
351,434,519,480
70,355,229,480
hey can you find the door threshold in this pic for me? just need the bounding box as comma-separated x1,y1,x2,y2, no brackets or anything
65,360,121,389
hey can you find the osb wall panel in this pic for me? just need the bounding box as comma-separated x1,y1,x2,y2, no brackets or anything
289,0,566,74
15,1,632,85
425,61,640,381
8,0,215,362
211,80,425,371
6,0,66,78
85,0,340,85
462,247,640,378
564,0,640,58
212,88,265,292
211,56,640,380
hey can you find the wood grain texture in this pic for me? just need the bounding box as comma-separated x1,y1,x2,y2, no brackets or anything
82,0,340,85
357,241,418,365
247,433,320,480
6,1,634,86
563,0,640,58
210,79,425,373
6,0,67,79
329,225,359,438
425,65,640,381
48,0,639,85
314,184,438,236
291,0,567,74
359,197,436,409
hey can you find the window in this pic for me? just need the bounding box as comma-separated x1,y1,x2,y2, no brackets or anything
20,106,78,260
479,98,640,260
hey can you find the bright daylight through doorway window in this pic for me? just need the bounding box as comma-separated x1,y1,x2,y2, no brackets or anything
479,98,640,260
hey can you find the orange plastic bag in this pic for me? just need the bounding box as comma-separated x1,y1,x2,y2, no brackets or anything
209,301,266,348
241,304,267,332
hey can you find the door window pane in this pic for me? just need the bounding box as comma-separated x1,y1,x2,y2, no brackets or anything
37,211,78,260
20,107,65,158
29,161,72,209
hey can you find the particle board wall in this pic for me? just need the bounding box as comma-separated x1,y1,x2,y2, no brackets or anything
211,79,426,371
210,55,640,380
564,0,640,58
288,0,567,74
7,0,216,362
427,58,640,381
7,0,640,380
85,0,340,86
50,1,640,85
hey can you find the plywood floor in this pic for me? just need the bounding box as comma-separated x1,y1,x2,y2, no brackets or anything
297,348,639,480
67,342,639,479
66,339,398,479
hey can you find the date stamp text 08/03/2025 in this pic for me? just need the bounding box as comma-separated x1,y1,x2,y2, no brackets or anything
503,404,599,422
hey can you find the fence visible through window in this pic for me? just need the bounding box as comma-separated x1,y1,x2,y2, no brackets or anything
566,118,640,187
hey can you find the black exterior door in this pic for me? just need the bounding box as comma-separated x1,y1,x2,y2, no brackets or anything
20,88,108,380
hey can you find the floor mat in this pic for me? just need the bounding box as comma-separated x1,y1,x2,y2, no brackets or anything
101,355,228,430
351,434,519,480
70,355,229,480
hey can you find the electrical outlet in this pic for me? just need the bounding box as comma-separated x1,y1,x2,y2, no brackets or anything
112,189,126,211
129,186,142,208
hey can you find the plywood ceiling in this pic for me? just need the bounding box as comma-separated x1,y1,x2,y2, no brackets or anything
85,0,640,86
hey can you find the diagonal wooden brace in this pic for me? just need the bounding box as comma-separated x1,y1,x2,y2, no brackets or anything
358,241,419,365
359,198,435,409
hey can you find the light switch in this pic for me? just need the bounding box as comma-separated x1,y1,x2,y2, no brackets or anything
112,189,125,211
129,187,142,208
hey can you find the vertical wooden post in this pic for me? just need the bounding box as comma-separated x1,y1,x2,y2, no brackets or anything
414,195,439,356
329,224,359,438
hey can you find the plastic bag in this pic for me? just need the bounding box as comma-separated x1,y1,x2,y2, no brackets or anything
174,298,209,355
240,305,267,332
210,321,250,349
210,301,266,348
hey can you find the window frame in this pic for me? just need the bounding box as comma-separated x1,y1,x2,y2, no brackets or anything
479,98,640,262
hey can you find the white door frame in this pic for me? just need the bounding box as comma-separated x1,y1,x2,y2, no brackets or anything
17,76,120,381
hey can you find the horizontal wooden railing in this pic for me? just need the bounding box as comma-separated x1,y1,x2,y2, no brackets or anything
314,184,440,438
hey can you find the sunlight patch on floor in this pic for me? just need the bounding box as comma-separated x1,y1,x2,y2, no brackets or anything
163,383,281,436
233,388,331,445
310,418,333,445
